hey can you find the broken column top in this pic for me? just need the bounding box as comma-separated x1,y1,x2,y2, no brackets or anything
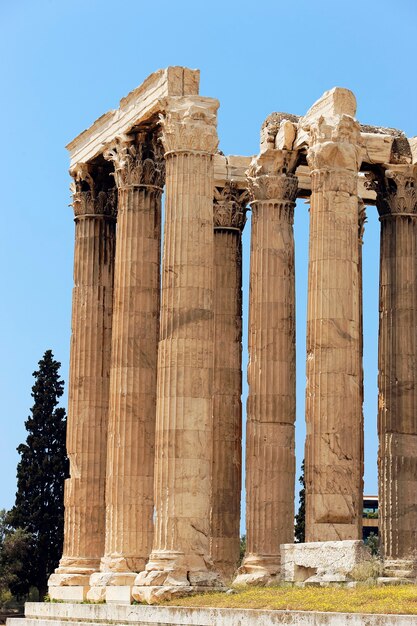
260,86,415,168
300,87,357,127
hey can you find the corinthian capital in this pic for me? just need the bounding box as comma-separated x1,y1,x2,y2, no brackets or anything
70,164,117,218
307,114,362,172
213,182,249,231
247,149,298,203
104,131,165,189
367,165,417,217
160,96,219,154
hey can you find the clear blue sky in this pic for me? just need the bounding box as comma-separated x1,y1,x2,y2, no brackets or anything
1,0,416,533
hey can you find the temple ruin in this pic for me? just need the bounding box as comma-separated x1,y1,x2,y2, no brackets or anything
48,66,417,603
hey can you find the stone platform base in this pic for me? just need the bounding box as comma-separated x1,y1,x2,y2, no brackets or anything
11,601,417,626
281,540,372,585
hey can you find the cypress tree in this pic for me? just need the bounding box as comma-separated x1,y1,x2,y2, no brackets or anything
8,350,68,599
294,460,305,543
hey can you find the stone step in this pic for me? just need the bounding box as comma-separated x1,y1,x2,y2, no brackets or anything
384,560,414,570
378,576,414,585
11,602,417,626
383,569,415,579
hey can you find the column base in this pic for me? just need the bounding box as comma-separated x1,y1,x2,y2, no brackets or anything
48,574,91,602
87,572,137,603
100,553,145,573
132,550,224,603
48,558,101,601
233,554,280,586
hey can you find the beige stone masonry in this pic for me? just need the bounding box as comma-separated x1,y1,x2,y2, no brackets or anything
87,131,164,600
370,165,417,563
49,164,116,601
358,199,366,523
410,137,417,163
133,96,224,602
235,144,298,586
54,69,417,602
304,96,364,542
18,601,417,626
281,540,372,584
211,182,248,580
66,67,199,169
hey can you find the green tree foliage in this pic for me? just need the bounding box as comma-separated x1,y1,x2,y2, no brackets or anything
365,532,380,556
294,460,305,543
0,509,7,547
1,533,33,600
0,509,32,604
7,350,68,599
0,510,12,606
239,535,246,565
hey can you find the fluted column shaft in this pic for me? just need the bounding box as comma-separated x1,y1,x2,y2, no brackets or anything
375,165,417,561
154,151,213,560
134,97,221,596
54,167,116,582
211,185,247,579
101,134,163,576
236,149,297,584
305,115,363,542
358,201,366,524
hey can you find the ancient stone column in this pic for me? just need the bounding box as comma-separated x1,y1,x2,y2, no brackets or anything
305,114,363,542
211,182,248,580
133,96,222,603
49,164,116,601
373,165,417,567
235,148,298,585
358,200,366,521
88,133,164,602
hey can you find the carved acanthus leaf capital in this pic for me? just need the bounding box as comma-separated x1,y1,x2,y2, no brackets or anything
247,149,298,203
160,96,219,154
213,182,249,231
307,114,362,172
366,165,417,217
104,132,165,189
70,163,94,195
70,164,117,218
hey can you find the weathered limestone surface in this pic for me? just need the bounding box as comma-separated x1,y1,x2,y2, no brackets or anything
49,164,116,601
281,540,372,584
304,95,364,542
87,133,164,600
235,143,297,586
133,96,223,602
210,182,247,580
370,165,417,564
358,200,366,524
54,68,417,601
17,602,417,626
66,67,200,168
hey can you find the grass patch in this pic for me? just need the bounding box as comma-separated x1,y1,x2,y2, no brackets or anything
163,584,417,614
